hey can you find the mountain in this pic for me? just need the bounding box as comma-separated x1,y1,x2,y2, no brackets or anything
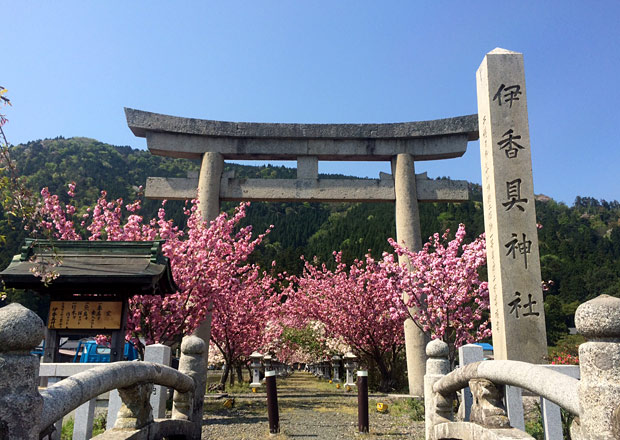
2,137,620,345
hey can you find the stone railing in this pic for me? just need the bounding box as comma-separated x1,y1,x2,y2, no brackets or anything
0,303,206,440
457,343,580,439
39,343,173,440
424,294,620,440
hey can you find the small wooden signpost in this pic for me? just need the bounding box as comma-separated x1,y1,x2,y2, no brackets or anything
0,239,177,362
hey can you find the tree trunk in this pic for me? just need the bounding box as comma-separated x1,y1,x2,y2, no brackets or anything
374,354,394,393
246,364,253,383
236,363,243,383
220,363,230,388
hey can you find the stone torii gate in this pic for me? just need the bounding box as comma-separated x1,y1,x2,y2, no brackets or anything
125,108,478,396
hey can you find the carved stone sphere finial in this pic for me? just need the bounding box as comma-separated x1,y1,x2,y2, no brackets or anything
0,303,45,352
575,294,620,339
181,335,206,355
426,338,449,358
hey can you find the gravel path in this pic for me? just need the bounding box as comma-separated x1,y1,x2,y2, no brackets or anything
202,372,424,439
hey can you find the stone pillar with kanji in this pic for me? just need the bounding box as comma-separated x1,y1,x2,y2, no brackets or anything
477,48,547,363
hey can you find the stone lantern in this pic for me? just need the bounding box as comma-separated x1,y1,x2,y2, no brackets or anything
271,355,282,376
322,360,331,380
343,352,358,387
263,354,273,372
331,354,342,383
249,351,263,388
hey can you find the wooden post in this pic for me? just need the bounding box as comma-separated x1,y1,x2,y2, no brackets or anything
357,371,369,433
265,371,280,434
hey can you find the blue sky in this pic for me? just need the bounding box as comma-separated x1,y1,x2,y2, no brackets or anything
3,1,619,204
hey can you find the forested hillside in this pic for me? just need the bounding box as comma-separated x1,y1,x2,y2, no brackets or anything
2,137,620,345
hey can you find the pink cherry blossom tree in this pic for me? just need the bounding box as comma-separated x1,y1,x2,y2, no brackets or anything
209,267,280,388
384,224,491,364
282,252,408,392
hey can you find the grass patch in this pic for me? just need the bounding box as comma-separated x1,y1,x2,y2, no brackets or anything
61,413,106,439
206,370,253,394
389,398,425,421
312,404,357,415
226,380,252,394
295,377,348,393
61,418,74,440
203,397,265,415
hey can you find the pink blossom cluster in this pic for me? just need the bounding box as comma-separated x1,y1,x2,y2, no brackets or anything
281,252,408,372
384,224,491,359
209,266,281,368
550,352,579,365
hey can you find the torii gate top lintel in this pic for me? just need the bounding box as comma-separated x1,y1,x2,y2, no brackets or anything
125,108,479,161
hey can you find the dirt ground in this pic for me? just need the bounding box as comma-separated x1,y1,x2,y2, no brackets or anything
202,372,425,439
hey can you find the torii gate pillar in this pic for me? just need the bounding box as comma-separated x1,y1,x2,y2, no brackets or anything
193,152,224,350
393,153,427,397
198,152,224,221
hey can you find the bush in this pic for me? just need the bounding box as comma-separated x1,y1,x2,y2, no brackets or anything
525,401,574,440
525,418,544,440
525,403,544,440
549,334,585,358
61,418,74,440
92,414,106,436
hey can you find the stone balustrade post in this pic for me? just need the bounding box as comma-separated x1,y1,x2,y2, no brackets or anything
424,339,452,440
468,379,510,429
458,344,484,421
0,303,45,440
144,343,171,419
172,335,207,440
573,295,620,439
114,383,154,429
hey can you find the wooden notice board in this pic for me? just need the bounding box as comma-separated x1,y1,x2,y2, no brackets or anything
48,301,123,330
